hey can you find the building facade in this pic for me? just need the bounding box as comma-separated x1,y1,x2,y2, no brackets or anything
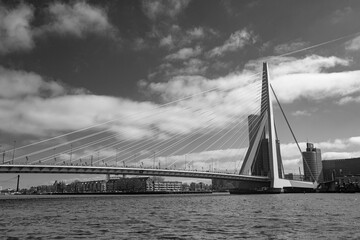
106,177,183,193
153,181,182,192
322,157,360,181
302,143,323,182
245,115,283,178
106,177,151,193
65,180,106,193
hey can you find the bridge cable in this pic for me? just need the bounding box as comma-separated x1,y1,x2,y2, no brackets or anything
99,91,263,167
163,93,263,167
90,80,263,166
277,31,360,57
163,85,265,172
166,95,265,170
5,72,262,154
270,84,316,182
182,104,263,170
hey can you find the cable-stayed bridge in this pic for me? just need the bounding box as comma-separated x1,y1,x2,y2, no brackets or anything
0,63,317,193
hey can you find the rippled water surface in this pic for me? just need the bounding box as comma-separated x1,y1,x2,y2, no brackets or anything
1,193,360,239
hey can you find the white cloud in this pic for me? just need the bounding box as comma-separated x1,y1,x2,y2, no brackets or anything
322,152,353,160
142,0,190,21
345,35,360,51
159,35,174,48
271,55,348,76
154,54,360,107
280,137,360,163
157,26,216,50
273,70,360,103
0,66,64,99
0,3,34,54
282,158,302,173
0,63,262,147
41,2,116,38
292,110,311,117
337,96,360,105
208,29,257,57
0,93,154,137
165,46,202,61
0,2,117,55
245,55,360,104
273,40,308,55
186,27,205,39
317,139,349,150
349,136,360,145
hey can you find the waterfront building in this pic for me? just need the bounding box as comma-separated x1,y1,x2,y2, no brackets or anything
302,143,323,182
152,181,182,192
64,180,106,193
322,157,360,181
106,177,151,193
105,177,182,193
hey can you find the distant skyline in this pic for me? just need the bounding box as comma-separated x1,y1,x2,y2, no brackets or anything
1,0,360,188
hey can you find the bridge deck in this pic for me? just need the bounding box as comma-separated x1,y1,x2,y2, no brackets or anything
0,165,270,182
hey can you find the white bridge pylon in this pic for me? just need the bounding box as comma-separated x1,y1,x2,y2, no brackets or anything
240,62,316,191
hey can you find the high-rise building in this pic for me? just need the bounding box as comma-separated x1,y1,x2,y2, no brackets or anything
302,143,323,182
245,114,283,178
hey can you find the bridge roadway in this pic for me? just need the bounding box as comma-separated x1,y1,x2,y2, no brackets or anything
0,164,270,182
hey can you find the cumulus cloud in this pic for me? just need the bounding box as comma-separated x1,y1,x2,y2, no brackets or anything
208,29,257,57
0,61,263,154
280,137,360,162
244,55,360,104
322,152,353,160
154,53,360,107
0,66,66,99
159,35,174,48
349,136,360,145
345,35,360,51
156,25,217,50
41,2,117,38
1,93,148,138
170,58,207,76
0,3,34,54
164,46,202,61
144,71,259,102
142,0,191,21
186,27,205,39
273,71,360,103
337,95,360,105
0,2,117,54
254,55,349,76
278,137,360,171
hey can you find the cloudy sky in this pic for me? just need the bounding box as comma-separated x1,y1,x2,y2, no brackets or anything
1,0,360,188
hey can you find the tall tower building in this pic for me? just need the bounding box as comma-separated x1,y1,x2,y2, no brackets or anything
302,143,323,182
243,114,283,178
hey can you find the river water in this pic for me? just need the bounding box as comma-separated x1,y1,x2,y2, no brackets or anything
1,193,359,239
